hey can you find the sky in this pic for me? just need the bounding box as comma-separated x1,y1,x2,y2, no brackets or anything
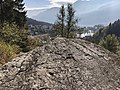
24,0,78,10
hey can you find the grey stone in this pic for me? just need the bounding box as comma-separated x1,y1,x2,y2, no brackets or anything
0,38,120,90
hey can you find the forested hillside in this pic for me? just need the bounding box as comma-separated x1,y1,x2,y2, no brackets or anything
92,19,120,43
89,19,120,55
26,17,52,26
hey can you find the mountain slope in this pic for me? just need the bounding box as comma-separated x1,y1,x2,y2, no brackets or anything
27,9,46,18
74,0,112,12
33,7,59,23
78,0,120,26
31,0,120,26
26,17,52,26
0,38,120,90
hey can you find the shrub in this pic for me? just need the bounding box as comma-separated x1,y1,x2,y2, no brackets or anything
0,42,20,64
0,22,31,52
1,22,21,44
23,37,41,52
0,22,42,64
99,34,120,54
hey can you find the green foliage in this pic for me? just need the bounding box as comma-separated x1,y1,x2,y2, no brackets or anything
0,22,42,64
90,20,120,55
0,22,41,53
99,34,120,54
1,22,21,44
1,22,28,47
53,23,62,36
69,32,76,38
53,5,65,37
66,3,77,38
0,0,40,64
107,19,120,37
92,28,107,44
92,19,120,44
0,42,20,64
23,37,41,52
0,0,26,27
23,35,52,52
53,4,77,38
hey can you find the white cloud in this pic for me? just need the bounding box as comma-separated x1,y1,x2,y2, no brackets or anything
49,0,78,7
49,0,77,3
49,1,61,7
25,5,49,10
81,0,90,1
26,0,79,10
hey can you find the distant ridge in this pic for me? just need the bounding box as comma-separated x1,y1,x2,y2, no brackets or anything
26,17,52,26
30,0,120,26
33,7,59,24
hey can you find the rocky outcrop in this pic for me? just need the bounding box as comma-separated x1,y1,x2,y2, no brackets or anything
0,38,120,90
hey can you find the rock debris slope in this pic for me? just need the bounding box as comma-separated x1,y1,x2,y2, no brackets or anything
0,38,120,90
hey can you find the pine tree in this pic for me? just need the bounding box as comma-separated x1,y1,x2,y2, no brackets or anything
13,0,27,28
4,0,15,23
53,4,77,38
0,0,4,26
66,3,77,38
0,0,26,28
53,5,65,37
60,5,65,37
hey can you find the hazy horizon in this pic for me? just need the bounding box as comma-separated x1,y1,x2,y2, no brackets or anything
25,0,120,26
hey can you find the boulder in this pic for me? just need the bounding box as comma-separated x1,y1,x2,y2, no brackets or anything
0,38,120,90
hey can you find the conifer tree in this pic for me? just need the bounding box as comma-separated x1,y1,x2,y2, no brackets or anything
0,0,4,26
4,0,14,23
13,0,27,27
53,5,65,37
53,3,77,38
0,0,26,28
66,3,77,38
